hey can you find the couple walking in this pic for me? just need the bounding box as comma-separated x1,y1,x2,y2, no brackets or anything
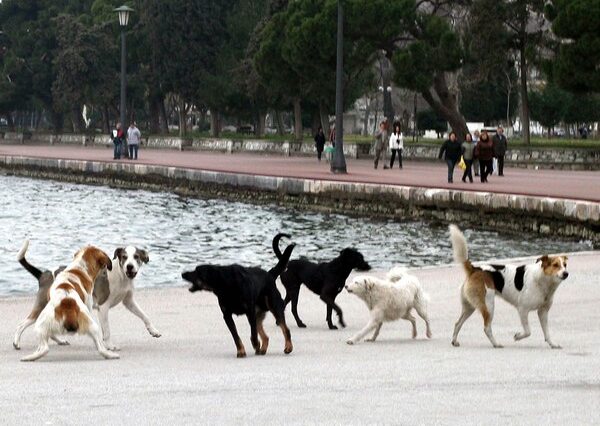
112,122,141,160
374,121,403,170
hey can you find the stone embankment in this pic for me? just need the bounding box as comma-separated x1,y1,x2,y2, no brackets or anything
2,132,599,170
1,155,598,244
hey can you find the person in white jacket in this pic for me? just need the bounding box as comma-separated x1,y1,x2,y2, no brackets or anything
389,123,404,169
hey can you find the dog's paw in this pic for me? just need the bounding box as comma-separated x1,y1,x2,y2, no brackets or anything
284,344,293,354
346,339,355,345
55,339,70,346
256,348,267,356
493,344,504,349
549,343,562,350
148,328,161,338
426,330,432,339
514,332,530,341
328,324,338,330
237,350,247,358
412,332,417,339
297,323,307,328
339,320,346,329
451,340,460,347
365,338,376,342
105,344,120,352
102,350,120,360
12,342,20,350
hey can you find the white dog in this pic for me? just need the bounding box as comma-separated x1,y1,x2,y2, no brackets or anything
345,267,432,345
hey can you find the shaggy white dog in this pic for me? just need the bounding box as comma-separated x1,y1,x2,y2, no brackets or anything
345,267,432,345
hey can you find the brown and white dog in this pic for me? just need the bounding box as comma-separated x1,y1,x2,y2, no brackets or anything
20,245,118,362
13,242,159,352
449,225,569,349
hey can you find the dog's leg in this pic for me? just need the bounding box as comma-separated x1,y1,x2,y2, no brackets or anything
97,303,118,351
482,291,502,348
13,316,36,350
365,322,383,342
514,308,532,341
278,321,293,354
246,310,260,355
452,302,475,347
288,286,306,328
223,313,246,358
403,312,418,339
123,293,161,338
321,292,345,329
88,318,120,360
414,301,432,339
50,336,70,346
347,319,379,345
20,332,50,362
256,312,269,355
538,303,561,349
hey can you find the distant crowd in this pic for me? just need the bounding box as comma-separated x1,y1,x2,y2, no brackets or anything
314,120,509,184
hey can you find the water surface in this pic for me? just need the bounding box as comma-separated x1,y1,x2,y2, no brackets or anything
0,175,591,296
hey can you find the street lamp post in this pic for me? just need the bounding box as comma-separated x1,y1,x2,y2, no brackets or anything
114,5,133,157
331,0,347,174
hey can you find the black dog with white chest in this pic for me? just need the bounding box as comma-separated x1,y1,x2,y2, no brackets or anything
182,233,295,358
278,247,371,329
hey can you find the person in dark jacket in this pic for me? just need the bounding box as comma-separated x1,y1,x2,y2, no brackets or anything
314,126,326,161
475,130,494,182
492,126,508,176
438,131,462,183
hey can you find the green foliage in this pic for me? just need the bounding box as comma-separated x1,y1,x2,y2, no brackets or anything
529,84,571,130
417,109,448,134
547,0,600,93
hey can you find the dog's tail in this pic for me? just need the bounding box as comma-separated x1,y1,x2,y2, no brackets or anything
269,242,296,279
272,233,291,260
449,225,475,275
386,266,410,283
17,239,44,280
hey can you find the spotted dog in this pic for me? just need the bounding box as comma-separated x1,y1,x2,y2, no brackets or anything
449,225,569,349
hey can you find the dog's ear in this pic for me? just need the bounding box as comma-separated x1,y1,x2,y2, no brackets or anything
536,255,550,267
113,248,125,260
136,249,149,264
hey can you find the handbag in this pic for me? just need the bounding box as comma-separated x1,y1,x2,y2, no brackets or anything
458,156,466,170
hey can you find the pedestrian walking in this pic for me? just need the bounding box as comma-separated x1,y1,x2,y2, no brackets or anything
373,121,389,169
314,126,326,162
461,133,475,183
472,130,480,176
492,126,508,176
112,122,125,160
127,122,141,160
438,131,462,183
389,123,404,169
475,130,494,183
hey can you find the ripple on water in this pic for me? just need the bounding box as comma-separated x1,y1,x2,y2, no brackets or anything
0,175,592,296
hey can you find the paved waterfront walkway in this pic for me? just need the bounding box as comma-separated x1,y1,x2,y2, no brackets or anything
1,144,600,202
1,252,599,424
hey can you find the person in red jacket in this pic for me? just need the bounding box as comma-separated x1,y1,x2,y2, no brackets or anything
475,130,494,183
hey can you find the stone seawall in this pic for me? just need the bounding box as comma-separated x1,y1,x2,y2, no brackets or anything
1,155,598,245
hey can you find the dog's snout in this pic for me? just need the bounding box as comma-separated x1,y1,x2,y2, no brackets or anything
126,264,134,271
562,271,569,279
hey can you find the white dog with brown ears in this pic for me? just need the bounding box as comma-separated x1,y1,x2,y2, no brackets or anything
449,224,569,349
345,266,432,345
21,246,118,362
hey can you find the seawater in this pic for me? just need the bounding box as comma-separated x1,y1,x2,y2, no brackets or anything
0,175,591,296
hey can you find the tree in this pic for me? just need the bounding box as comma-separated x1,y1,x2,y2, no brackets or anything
546,0,600,93
417,109,448,137
529,84,570,136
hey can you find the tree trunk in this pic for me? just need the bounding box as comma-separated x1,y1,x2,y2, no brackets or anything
275,110,285,136
362,96,371,136
421,71,469,140
319,103,330,135
293,98,303,141
71,106,85,133
255,110,266,137
519,40,531,145
159,98,169,134
211,110,221,137
178,98,187,137
149,96,160,135
4,113,15,131
311,109,320,136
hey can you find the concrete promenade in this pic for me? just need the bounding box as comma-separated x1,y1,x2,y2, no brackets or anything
1,144,600,202
1,252,599,425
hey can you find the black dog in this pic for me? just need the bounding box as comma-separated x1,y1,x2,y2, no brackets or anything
182,233,295,358
278,247,371,329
